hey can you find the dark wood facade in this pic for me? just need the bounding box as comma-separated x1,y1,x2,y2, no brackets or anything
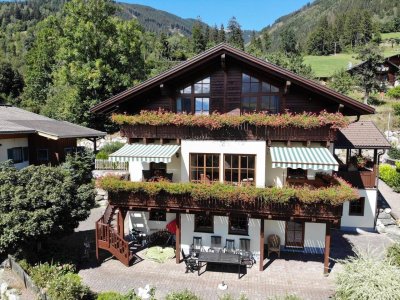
28,135,77,165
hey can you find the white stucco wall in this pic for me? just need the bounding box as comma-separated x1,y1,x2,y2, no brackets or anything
341,189,377,230
180,140,267,187
126,211,176,236
0,137,29,169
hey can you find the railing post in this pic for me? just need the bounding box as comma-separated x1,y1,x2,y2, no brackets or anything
95,221,99,260
324,222,331,275
259,218,265,271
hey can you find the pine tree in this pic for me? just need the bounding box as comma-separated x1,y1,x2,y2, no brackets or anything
204,25,210,46
227,17,244,50
219,24,226,43
280,27,298,55
261,30,272,52
210,24,219,45
159,33,170,60
192,19,206,54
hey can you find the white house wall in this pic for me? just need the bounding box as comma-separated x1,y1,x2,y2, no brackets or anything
341,189,377,231
0,137,29,169
127,211,176,236
181,140,266,187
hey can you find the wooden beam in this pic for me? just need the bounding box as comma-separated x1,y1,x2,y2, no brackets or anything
324,222,331,275
284,80,291,95
175,212,181,264
259,218,265,271
117,209,125,237
221,53,226,70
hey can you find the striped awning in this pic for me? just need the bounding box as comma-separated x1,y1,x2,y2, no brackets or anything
270,147,339,171
109,144,180,163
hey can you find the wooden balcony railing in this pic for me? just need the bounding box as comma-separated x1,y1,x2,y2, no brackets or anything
335,167,377,189
108,191,343,221
120,124,336,142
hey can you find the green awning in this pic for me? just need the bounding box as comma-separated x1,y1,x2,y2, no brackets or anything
109,144,180,163
270,147,338,171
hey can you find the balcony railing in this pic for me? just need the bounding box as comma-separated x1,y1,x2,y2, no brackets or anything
335,167,377,189
95,159,129,171
108,191,343,221
120,124,336,142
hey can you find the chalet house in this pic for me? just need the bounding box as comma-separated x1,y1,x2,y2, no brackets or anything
348,53,400,87
0,105,105,168
90,44,390,273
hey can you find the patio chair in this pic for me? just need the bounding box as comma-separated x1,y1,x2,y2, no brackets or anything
267,234,281,258
181,249,199,273
239,238,255,267
191,236,203,255
224,239,236,254
208,235,222,253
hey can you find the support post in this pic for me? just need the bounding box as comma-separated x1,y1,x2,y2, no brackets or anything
259,218,265,271
117,208,127,237
324,222,331,275
175,212,181,264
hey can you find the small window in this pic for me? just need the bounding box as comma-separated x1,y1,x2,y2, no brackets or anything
37,149,49,162
242,74,259,93
194,77,210,94
229,214,248,235
149,210,166,221
190,153,219,183
7,147,29,164
349,197,365,216
195,97,210,115
287,168,307,179
224,154,255,185
194,214,213,233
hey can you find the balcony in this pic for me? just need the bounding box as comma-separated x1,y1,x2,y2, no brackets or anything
120,123,336,142
335,167,377,189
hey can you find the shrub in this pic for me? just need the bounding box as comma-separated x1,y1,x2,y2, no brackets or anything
387,86,400,99
96,142,124,159
97,291,137,300
379,164,400,192
335,255,400,300
165,290,201,300
393,102,400,116
388,147,400,160
387,243,400,267
47,273,91,300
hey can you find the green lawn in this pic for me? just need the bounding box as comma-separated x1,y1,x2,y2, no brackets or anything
304,53,361,78
381,32,400,40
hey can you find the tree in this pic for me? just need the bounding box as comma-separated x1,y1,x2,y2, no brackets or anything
219,24,226,43
159,33,171,60
261,30,272,52
0,152,95,254
279,27,298,55
328,69,355,94
266,52,314,79
355,44,384,103
0,61,24,103
191,19,205,54
227,17,244,50
306,17,334,55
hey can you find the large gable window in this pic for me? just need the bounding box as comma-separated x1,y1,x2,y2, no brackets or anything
177,77,210,115
241,73,280,114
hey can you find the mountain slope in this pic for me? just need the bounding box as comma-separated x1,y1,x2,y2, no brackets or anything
265,0,400,49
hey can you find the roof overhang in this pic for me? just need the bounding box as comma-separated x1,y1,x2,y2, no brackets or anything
109,144,180,163
90,43,375,116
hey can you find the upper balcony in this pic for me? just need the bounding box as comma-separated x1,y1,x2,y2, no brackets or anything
112,111,348,142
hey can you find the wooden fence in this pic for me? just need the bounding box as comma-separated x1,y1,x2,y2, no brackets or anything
8,255,49,300
95,159,129,170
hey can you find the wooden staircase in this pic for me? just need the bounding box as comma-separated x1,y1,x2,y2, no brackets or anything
95,205,134,266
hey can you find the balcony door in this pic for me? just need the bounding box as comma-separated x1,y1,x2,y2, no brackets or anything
285,221,304,248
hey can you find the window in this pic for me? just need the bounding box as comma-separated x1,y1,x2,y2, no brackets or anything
349,197,365,216
37,149,49,162
195,98,210,115
224,154,255,185
7,147,29,164
194,214,213,233
190,153,219,183
229,214,248,235
287,168,307,179
241,73,280,114
285,221,304,248
149,210,166,221
177,77,210,114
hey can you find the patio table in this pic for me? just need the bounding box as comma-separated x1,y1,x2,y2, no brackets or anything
197,252,242,279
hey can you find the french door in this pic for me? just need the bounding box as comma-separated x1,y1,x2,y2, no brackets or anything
285,221,304,248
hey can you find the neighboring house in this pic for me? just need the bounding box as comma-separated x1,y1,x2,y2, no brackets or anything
348,53,400,87
0,105,105,168
90,44,389,272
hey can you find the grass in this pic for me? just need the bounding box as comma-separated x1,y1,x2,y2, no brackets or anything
381,32,400,40
304,53,360,78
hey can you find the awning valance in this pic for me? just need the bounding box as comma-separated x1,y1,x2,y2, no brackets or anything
109,144,180,163
270,147,339,171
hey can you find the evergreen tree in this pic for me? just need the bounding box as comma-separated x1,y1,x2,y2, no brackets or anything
192,19,205,54
211,25,219,44
306,17,334,55
227,17,244,50
262,30,272,52
279,27,298,55
204,25,210,46
159,32,171,60
219,24,226,43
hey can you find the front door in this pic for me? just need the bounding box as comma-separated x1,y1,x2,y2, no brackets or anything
285,221,304,248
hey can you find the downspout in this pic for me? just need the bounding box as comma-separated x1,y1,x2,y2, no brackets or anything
374,151,385,229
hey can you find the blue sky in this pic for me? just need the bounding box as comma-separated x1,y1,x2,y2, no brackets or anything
123,0,312,31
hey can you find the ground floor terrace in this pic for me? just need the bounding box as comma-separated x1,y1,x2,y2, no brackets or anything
84,206,394,300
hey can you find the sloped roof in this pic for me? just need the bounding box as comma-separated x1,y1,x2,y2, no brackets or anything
90,43,375,116
0,106,105,139
335,121,390,149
